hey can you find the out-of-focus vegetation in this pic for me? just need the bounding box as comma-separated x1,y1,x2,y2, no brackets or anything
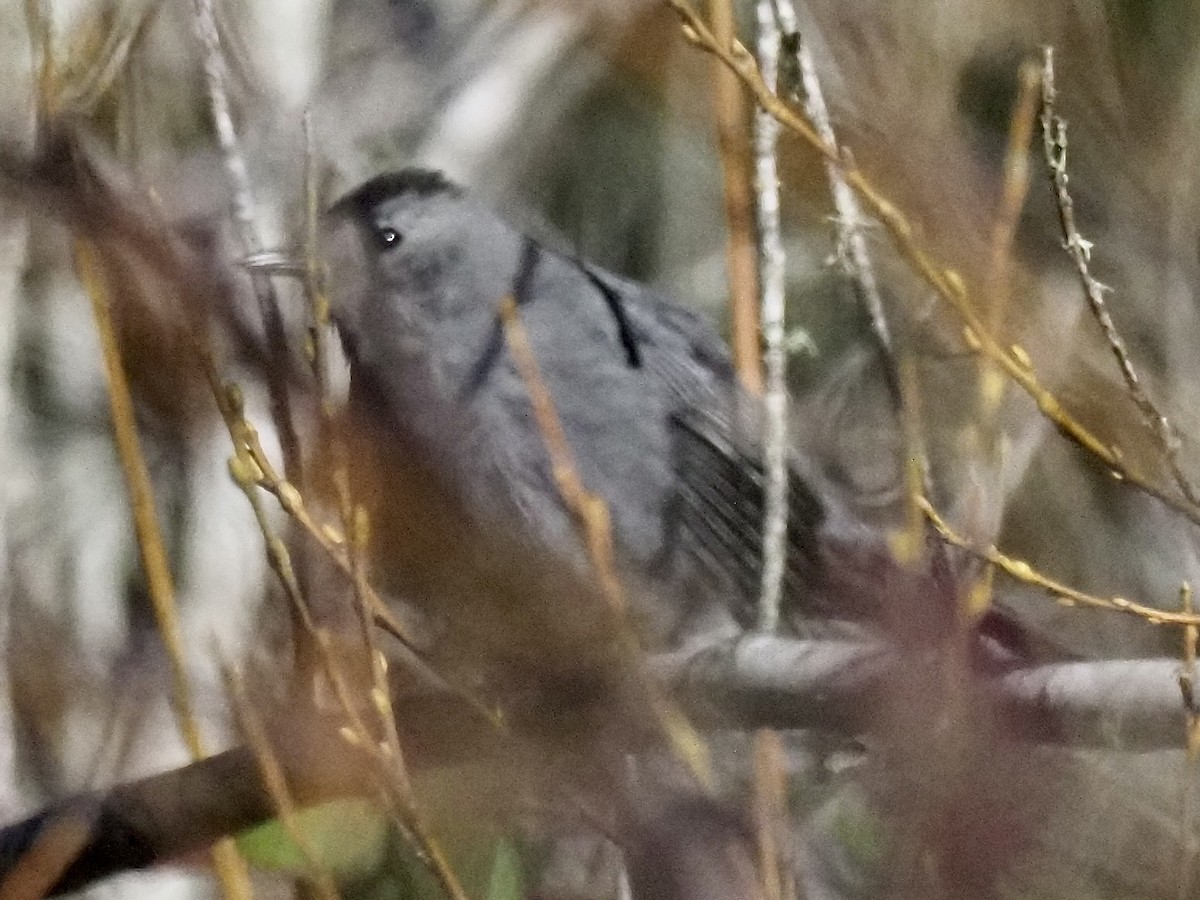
5,0,1200,898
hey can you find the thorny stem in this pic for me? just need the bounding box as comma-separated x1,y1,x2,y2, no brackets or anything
770,6,928,562
1040,47,1200,510
781,4,893,366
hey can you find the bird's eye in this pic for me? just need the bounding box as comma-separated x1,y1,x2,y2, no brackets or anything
373,225,402,250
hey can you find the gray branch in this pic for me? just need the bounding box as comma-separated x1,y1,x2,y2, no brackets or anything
654,635,1192,750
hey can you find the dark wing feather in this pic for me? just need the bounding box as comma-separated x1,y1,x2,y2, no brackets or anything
603,278,828,623
667,404,826,622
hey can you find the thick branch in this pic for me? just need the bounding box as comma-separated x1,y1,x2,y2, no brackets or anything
657,635,1190,750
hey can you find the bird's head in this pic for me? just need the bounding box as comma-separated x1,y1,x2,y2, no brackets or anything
322,168,523,376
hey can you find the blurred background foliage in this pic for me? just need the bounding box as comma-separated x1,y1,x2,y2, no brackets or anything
4,0,1200,897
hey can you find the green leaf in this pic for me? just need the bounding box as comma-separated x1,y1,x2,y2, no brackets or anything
236,798,389,878
484,838,524,900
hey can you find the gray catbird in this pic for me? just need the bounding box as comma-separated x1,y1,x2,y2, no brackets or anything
0,168,884,897
323,168,830,644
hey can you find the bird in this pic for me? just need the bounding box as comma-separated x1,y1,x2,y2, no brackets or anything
0,167,906,897
321,168,832,647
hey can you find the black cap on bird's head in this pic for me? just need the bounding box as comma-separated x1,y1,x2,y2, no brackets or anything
326,167,462,221
320,167,523,375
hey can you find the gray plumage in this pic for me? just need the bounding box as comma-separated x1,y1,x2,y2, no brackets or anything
322,169,826,641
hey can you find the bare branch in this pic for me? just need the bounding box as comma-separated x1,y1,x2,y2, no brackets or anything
220,656,340,900
1178,583,1199,899
922,496,1200,627
753,0,788,632
658,635,1193,750
0,806,96,900
190,0,303,486
1040,47,1200,510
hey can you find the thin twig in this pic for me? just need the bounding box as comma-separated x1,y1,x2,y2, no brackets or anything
921,496,1200,627
76,241,253,900
978,58,1040,527
23,10,252,891
220,656,341,900
710,0,763,394
986,59,1041,338
753,0,788,633
303,110,332,418
217,375,494,724
54,0,159,116
22,0,53,125
1040,47,1200,509
226,434,318,638
497,295,629,617
190,0,303,486
0,129,483,706
666,0,1200,532
892,356,930,566
216,382,416,648
497,294,714,786
781,6,893,366
1179,583,1199,900
234,443,464,900
374,781,470,900
340,479,409,794
772,9,931,561
751,729,790,900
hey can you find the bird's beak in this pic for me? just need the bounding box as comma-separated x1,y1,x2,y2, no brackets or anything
239,250,305,277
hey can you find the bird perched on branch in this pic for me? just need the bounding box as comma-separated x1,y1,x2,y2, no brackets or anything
322,168,833,645
0,165,925,898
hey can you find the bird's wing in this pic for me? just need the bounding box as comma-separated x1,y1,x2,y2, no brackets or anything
666,403,826,618
578,266,827,617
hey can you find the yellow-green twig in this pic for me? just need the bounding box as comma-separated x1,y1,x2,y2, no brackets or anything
497,294,714,787
77,240,253,900
921,496,1200,627
709,0,763,394
220,656,341,900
